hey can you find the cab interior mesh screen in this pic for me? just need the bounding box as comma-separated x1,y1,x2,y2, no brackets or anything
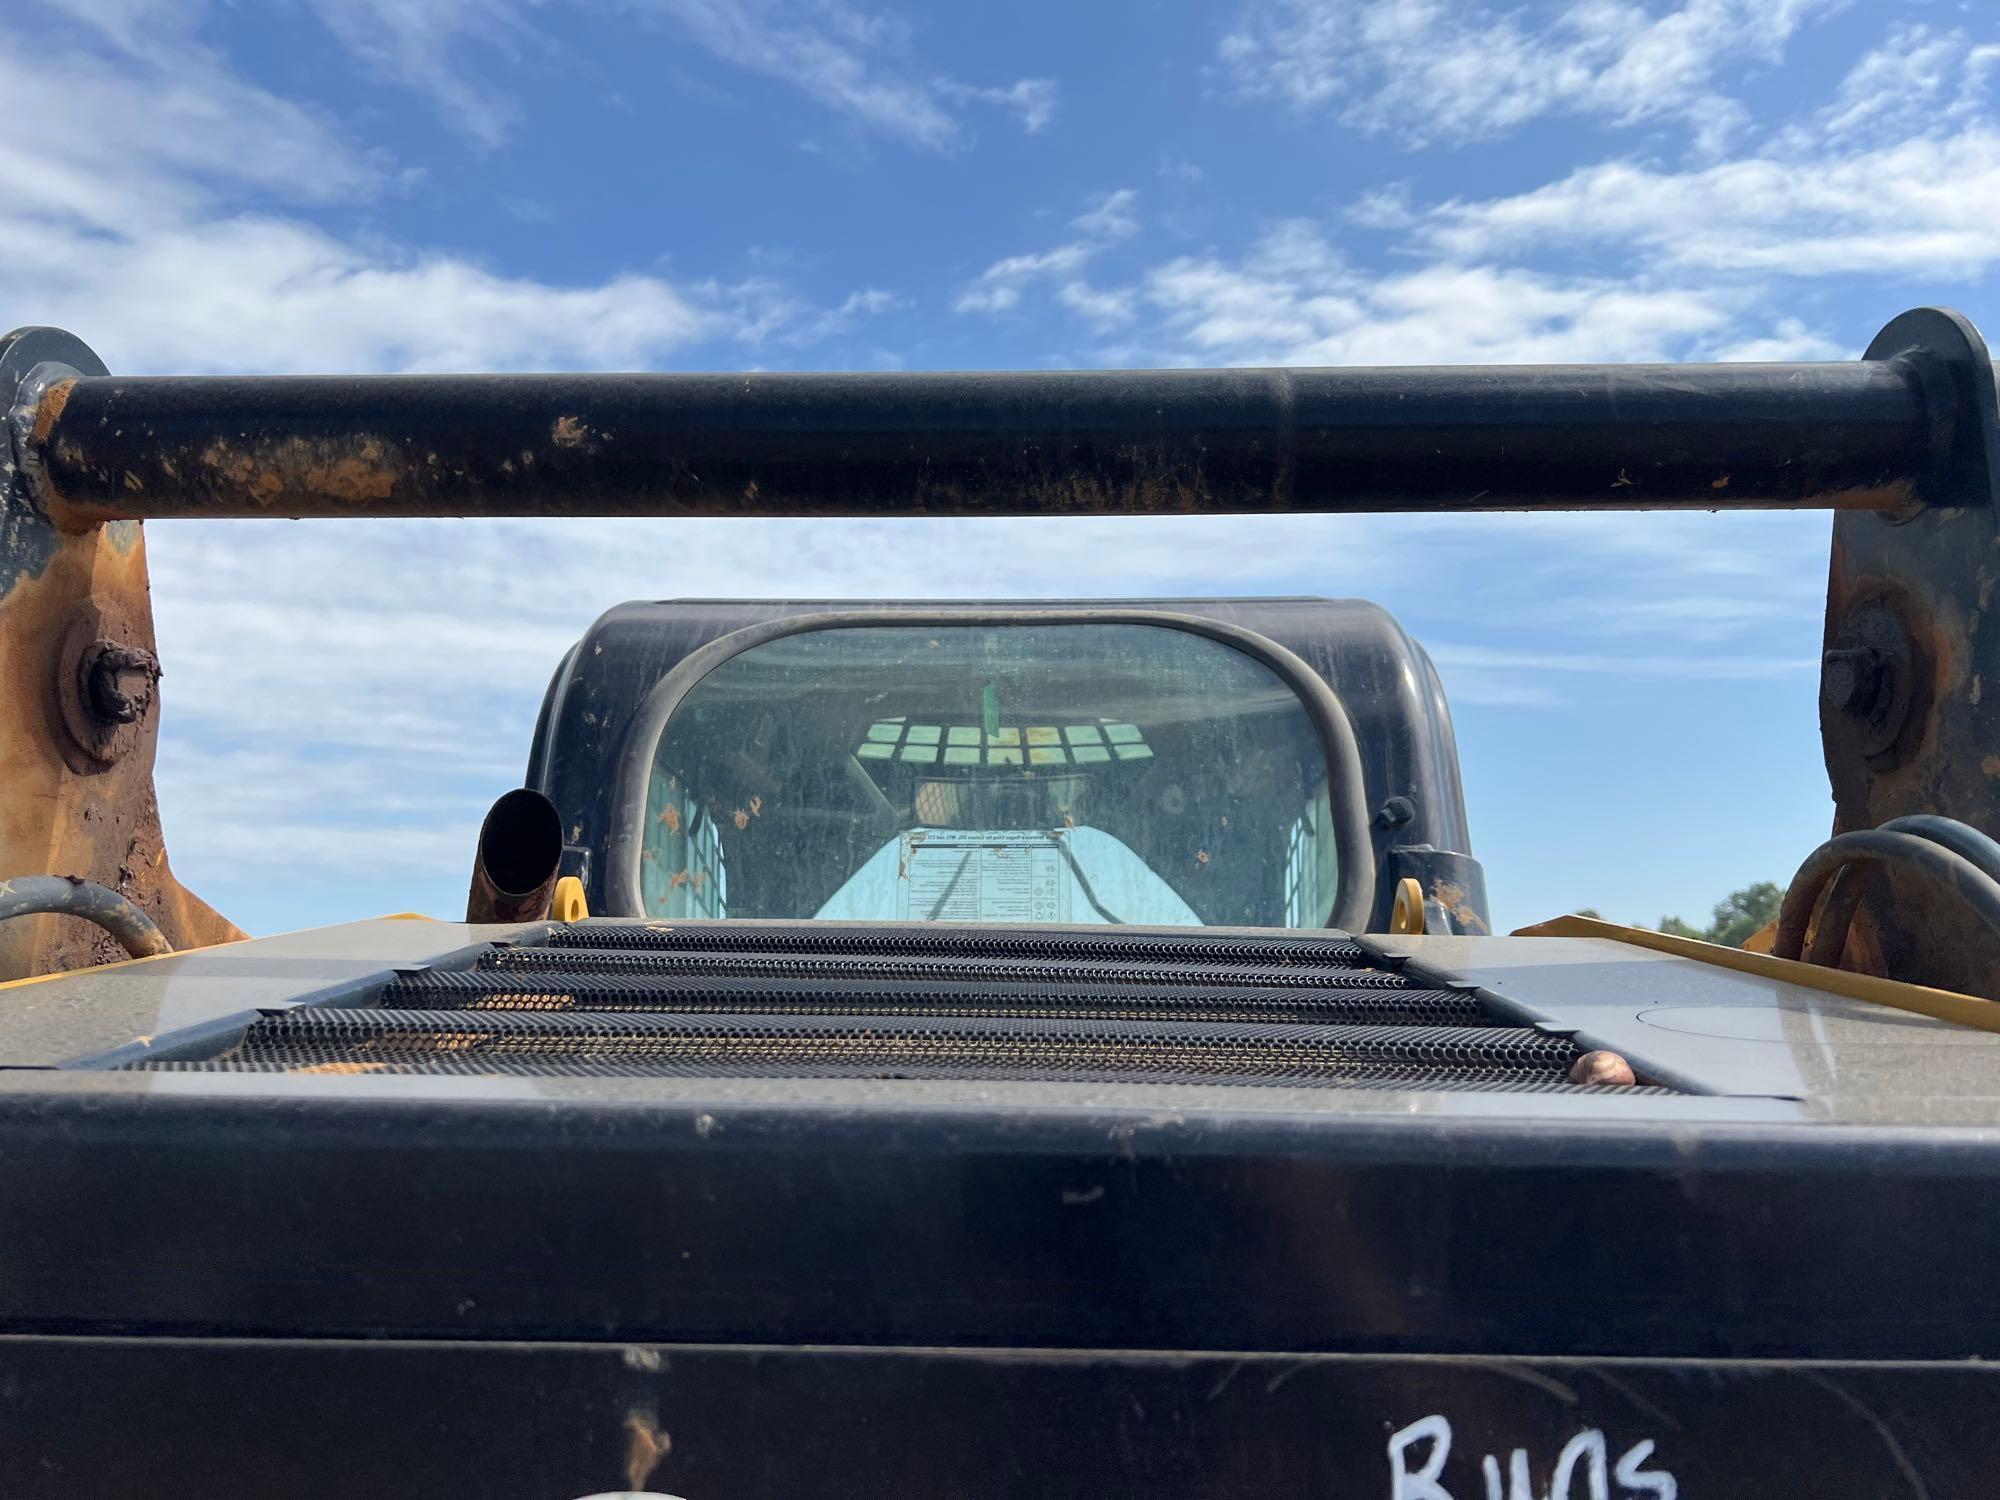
128,921,1671,1093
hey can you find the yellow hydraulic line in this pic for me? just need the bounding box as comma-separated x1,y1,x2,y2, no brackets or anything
1515,913,2000,1035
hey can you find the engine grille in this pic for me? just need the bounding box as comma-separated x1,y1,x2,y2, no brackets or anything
130,922,1666,1093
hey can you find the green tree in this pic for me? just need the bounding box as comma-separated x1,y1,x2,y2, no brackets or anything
1657,881,1785,948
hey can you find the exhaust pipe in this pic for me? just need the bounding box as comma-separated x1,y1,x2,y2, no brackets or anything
466,788,565,923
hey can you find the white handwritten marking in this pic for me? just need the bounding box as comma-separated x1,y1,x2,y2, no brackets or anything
1555,1430,1610,1499
1613,1439,1677,1500
1389,1414,1455,1500
1391,1414,1677,1500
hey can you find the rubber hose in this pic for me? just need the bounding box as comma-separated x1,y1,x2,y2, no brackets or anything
0,876,173,958
1805,816,2000,967
1775,830,2000,964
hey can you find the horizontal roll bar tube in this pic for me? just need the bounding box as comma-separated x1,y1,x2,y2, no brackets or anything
15,357,1947,522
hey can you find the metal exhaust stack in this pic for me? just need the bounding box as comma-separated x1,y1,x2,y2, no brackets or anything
466,789,564,924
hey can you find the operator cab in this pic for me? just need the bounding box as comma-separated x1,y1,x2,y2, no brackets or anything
528,599,1489,935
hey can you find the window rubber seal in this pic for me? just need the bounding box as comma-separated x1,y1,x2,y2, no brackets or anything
604,608,1378,932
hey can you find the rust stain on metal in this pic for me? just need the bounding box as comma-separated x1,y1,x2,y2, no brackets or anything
0,518,242,979
194,436,401,510
624,1409,670,1491
1827,481,1919,511
28,377,73,446
551,415,592,448
291,1061,388,1075
1983,755,2000,779
1430,879,1491,935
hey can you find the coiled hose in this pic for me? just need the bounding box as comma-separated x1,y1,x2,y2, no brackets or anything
1776,817,2000,967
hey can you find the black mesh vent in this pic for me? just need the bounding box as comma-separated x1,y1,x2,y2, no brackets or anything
393,967,1486,1026
146,1010,1602,1087
477,945,1416,991
121,922,1674,1095
538,922,1371,966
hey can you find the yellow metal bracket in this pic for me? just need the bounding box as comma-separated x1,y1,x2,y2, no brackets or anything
552,876,589,923
1389,877,1426,935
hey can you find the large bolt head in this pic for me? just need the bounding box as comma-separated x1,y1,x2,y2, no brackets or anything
1821,646,1883,715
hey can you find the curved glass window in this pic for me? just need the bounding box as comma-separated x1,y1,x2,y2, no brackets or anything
641,623,1341,927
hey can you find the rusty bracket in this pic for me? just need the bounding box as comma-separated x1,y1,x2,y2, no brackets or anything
0,329,240,979
1822,309,2000,996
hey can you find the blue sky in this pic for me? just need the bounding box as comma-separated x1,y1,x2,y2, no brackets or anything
8,0,1999,935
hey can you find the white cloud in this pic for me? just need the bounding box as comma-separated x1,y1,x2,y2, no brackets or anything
1801,23,2000,149
954,189,1139,316
15,6,382,226
1111,222,1738,366
1056,281,1139,328
3,6,894,373
302,0,547,149
1427,642,1812,681
657,0,960,146
649,0,1058,149
1359,24,2000,283
13,215,785,373
1416,125,2000,279
1069,188,1142,241
301,0,1055,149
938,76,1059,133
1707,318,1849,363
953,245,1095,314
1219,0,1837,149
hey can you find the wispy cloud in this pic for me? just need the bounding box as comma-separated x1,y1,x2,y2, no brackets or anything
1800,23,2000,149
649,0,1058,148
302,0,547,148
1218,0,1839,151
24,1,384,221
1413,124,2000,279
954,188,1140,315
7,5,895,372
301,0,1055,149
1017,218,1763,367
937,76,1058,133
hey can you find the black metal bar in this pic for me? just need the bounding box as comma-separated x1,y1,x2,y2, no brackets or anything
20,357,1938,520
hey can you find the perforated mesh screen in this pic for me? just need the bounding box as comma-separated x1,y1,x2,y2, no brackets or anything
393,967,1488,1026
127,921,1672,1094
539,922,1373,965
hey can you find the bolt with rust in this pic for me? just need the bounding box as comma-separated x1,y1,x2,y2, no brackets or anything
1567,1050,1636,1087
81,641,162,725
1821,645,1885,717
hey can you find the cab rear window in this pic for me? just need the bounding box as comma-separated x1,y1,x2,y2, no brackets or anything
641,623,1341,928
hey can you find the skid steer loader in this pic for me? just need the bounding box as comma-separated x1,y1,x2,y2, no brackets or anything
2,308,1999,1496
